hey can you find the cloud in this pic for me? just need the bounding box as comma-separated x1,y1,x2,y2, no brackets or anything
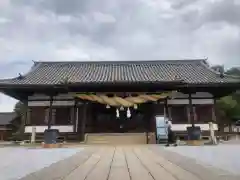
0,0,240,111
0,17,10,24
203,0,240,26
170,0,200,9
92,12,116,23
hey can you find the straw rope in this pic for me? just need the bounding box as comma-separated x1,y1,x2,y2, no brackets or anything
75,92,171,107
113,96,134,107
99,95,120,106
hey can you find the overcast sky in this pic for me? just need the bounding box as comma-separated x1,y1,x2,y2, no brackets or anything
0,0,240,112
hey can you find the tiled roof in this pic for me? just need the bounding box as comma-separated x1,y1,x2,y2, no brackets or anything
0,60,239,85
0,112,16,125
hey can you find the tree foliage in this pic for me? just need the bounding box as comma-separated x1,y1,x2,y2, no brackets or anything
215,66,240,122
14,101,26,116
11,101,27,140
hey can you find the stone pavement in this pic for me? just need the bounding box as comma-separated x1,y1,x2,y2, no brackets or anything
163,144,240,175
20,145,240,180
0,147,83,180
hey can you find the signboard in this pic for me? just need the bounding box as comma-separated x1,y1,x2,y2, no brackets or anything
156,116,165,128
155,115,168,141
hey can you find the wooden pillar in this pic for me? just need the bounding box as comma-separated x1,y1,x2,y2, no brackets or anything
146,115,149,144
186,106,190,123
76,106,79,132
188,93,195,127
153,103,158,143
212,98,217,122
145,103,155,144
164,98,169,119
0,131,3,141
80,102,87,141
92,104,97,133
193,106,197,122
47,96,53,129
145,104,151,144
23,101,28,125
73,99,77,132
168,106,172,121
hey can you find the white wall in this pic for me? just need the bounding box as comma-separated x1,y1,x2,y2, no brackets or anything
167,99,213,105
24,124,217,133
28,100,75,107
170,92,213,98
224,126,240,133
25,125,74,133
28,93,75,100
171,123,218,131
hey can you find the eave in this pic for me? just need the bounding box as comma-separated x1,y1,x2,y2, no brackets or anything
1,80,239,101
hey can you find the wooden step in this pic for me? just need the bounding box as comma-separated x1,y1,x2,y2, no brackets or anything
85,133,148,144
24,133,80,142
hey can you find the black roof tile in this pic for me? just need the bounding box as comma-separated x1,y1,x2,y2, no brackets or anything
0,59,239,85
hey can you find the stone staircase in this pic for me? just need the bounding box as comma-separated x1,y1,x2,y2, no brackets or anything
84,133,148,144
23,132,79,143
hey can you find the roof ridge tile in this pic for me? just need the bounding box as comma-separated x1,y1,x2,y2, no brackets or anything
34,59,206,65
0,59,239,86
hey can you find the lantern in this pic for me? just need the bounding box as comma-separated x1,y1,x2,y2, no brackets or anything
116,108,120,118
127,107,131,118
133,104,138,109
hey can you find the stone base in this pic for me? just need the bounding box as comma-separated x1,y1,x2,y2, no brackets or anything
148,132,156,144
186,140,204,146
41,143,63,148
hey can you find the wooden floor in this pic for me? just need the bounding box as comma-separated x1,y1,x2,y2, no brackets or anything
21,145,239,180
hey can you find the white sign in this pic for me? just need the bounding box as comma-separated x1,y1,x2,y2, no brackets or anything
155,116,165,127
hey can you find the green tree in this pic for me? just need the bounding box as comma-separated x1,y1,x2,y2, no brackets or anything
215,66,240,123
14,101,26,116
11,101,27,140
225,67,240,76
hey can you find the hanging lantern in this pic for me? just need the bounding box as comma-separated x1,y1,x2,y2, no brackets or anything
127,107,131,118
133,104,138,109
116,108,119,118
106,104,110,109
120,106,124,111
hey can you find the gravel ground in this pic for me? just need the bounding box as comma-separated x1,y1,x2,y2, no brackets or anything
0,147,83,180
166,144,240,175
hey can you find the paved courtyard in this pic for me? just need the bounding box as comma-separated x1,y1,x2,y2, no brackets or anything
166,144,240,175
0,147,83,180
1,145,240,180
4,145,236,180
